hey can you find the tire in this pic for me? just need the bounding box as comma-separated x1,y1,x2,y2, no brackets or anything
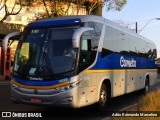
142,77,149,95
97,83,108,111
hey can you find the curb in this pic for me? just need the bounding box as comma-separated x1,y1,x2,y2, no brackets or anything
0,81,10,85
120,103,139,111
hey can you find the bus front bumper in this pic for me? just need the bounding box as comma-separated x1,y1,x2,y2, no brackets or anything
11,84,78,108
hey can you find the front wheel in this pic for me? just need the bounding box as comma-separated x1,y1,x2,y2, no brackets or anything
97,83,109,111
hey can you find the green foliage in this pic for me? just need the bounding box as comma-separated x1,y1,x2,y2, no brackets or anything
105,0,127,11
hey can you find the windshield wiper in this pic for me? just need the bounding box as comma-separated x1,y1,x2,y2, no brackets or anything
38,40,55,75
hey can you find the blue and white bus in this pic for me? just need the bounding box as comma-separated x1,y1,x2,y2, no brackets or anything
7,15,157,109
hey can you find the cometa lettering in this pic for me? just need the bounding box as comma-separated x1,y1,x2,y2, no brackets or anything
120,56,136,68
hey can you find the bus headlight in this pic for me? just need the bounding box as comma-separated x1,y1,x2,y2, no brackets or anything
56,79,82,92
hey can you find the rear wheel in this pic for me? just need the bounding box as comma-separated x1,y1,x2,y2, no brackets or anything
142,77,149,95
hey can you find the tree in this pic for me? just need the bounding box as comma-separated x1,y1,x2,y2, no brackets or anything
23,0,80,18
0,0,24,22
25,0,127,19
104,0,127,11
0,0,127,22
83,0,127,15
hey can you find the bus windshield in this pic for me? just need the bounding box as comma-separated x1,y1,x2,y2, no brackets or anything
14,27,78,76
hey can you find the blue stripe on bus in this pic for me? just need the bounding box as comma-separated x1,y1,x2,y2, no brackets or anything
13,53,157,86
27,19,81,28
91,53,157,70
12,77,70,86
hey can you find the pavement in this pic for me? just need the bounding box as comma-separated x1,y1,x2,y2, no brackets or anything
0,79,10,85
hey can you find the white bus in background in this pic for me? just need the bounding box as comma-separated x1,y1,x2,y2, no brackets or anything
4,15,157,110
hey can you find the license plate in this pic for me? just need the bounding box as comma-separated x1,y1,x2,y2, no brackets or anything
30,98,42,103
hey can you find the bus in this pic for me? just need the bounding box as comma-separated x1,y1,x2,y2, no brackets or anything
9,15,157,109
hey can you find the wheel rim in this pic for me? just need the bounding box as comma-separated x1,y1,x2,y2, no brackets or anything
145,83,149,92
100,89,106,105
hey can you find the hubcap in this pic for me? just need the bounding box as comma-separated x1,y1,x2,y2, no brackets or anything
100,90,106,104
145,84,149,92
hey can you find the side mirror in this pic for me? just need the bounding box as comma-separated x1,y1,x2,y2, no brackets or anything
72,27,94,48
2,32,21,51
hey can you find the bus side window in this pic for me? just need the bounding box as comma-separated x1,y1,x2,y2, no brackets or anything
79,39,91,72
80,39,91,65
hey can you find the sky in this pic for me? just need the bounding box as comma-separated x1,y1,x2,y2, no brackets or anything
102,0,160,58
